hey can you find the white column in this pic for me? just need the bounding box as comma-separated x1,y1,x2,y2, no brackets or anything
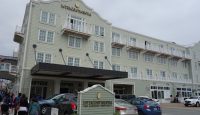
105,80,113,92
54,79,61,94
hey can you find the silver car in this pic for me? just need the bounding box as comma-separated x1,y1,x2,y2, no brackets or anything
115,99,138,115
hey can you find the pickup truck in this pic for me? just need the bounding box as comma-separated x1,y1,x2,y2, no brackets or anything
184,96,200,107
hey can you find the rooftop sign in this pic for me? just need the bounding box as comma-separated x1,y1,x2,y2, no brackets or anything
61,4,91,16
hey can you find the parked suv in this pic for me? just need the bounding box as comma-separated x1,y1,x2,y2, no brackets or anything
38,93,77,115
184,96,200,107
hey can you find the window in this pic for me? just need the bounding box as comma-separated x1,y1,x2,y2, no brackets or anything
128,51,139,60
112,32,120,42
129,37,136,46
157,56,166,64
112,64,120,71
160,71,166,79
68,15,85,32
112,47,121,56
37,52,52,63
170,59,178,67
184,74,188,80
38,29,54,43
0,63,10,72
67,57,80,66
93,41,104,53
68,36,81,48
95,25,105,36
145,41,151,49
170,47,175,54
147,69,153,78
182,61,188,68
144,54,154,62
172,72,177,79
94,61,103,69
129,67,137,78
40,11,56,25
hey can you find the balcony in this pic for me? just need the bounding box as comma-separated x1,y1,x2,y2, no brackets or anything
14,26,24,43
112,37,125,48
62,22,92,39
126,41,144,52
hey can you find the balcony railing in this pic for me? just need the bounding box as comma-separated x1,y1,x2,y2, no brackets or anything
126,41,144,51
14,26,24,43
112,37,125,47
129,74,192,83
62,22,92,39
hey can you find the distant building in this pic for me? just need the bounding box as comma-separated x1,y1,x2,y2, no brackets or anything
13,0,199,103
0,54,18,92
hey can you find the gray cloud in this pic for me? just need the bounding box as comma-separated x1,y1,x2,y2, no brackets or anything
1,0,200,56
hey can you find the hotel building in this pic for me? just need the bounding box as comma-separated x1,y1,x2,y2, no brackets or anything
13,0,200,103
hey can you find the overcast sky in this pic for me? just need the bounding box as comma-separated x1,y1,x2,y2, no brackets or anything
0,0,200,56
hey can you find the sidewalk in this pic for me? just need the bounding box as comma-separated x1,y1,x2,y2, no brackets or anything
161,103,200,111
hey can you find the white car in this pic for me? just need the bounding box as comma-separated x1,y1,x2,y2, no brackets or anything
137,96,160,105
184,96,200,107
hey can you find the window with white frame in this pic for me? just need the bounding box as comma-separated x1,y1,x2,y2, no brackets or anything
129,67,137,78
128,51,139,60
170,59,178,67
129,37,136,45
112,32,120,42
170,47,175,54
146,69,153,78
144,54,154,62
94,61,103,69
182,61,188,68
157,56,166,64
172,72,177,80
40,11,56,25
38,29,54,43
95,25,105,37
0,63,10,71
68,15,85,32
93,41,104,53
183,74,188,80
68,36,81,48
112,47,121,56
112,64,120,71
160,71,166,79
145,41,151,49
67,57,80,66
36,52,52,63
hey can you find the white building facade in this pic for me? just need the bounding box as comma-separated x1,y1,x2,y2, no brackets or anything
14,0,200,103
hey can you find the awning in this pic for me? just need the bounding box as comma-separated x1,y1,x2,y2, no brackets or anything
31,63,128,80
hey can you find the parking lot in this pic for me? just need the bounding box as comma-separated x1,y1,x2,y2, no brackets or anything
161,103,200,115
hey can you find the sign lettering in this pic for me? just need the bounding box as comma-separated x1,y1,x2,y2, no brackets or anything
61,4,91,16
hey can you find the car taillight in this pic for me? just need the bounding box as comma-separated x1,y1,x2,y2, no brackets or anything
115,107,127,111
70,102,76,110
144,104,150,109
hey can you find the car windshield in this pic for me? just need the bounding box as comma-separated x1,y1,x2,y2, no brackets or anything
46,94,65,100
115,99,133,108
189,97,198,99
146,101,158,106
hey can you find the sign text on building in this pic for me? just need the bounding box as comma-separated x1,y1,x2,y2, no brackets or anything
61,4,91,16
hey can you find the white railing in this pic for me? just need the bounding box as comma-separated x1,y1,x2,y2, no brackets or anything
63,22,92,35
127,41,145,49
15,26,24,34
112,37,125,45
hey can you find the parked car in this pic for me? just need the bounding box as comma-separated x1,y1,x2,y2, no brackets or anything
115,99,138,115
130,99,161,115
38,93,77,115
137,96,160,105
184,96,200,107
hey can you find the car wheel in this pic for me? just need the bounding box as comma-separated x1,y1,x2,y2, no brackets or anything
138,111,144,115
185,104,188,107
41,105,48,115
196,102,199,107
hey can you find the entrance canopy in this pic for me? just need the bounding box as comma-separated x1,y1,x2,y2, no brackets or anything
31,63,128,80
